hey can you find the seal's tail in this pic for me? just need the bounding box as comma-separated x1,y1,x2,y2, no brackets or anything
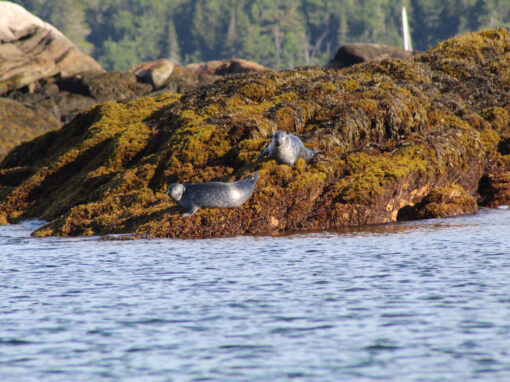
249,171,259,183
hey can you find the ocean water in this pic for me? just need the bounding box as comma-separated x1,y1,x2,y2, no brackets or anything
1,207,510,381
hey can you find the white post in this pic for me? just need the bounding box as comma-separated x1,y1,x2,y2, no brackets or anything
402,7,413,51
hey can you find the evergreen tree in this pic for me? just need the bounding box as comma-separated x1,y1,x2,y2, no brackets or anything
16,0,94,54
223,7,238,58
14,0,510,71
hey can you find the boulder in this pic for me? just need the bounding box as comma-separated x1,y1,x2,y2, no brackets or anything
0,1,103,95
56,71,152,103
186,58,269,76
130,59,174,88
326,43,417,69
0,29,509,238
6,71,153,125
156,65,219,94
0,98,60,159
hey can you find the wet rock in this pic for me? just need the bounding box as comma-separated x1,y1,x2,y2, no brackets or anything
397,185,478,220
0,29,508,238
478,163,510,207
326,43,417,69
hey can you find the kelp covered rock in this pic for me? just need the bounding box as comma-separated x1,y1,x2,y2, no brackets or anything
0,29,509,238
396,185,478,220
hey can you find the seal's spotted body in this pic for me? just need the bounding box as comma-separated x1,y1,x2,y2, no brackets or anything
258,131,319,165
168,172,258,216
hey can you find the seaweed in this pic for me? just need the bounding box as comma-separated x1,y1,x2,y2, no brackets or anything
0,29,509,238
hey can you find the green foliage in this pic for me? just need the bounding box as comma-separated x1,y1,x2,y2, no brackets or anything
14,0,510,69
15,0,95,54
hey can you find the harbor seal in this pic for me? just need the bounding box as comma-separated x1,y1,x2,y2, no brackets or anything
167,172,259,216
258,131,319,165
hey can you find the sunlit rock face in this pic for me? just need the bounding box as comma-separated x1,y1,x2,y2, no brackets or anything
0,1,104,95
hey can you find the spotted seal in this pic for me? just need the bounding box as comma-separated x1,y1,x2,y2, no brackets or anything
167,172,259,216
258,130,320,165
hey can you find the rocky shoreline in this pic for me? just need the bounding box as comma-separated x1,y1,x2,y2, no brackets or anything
0,3,270,158
0,27,509,238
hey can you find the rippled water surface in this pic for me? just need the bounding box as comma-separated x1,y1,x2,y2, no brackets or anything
1,208,510,381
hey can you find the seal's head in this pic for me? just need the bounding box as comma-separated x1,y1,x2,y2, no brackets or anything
273,131,288,147
167,183,185,201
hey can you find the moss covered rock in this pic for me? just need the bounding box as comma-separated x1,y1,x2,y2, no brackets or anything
0,29,509,238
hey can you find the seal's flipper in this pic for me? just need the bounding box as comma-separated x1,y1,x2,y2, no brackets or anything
258,147,269,159
182,205,199,217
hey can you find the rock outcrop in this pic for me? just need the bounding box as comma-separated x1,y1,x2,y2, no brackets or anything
0,1,103,94
155,65,219,95
397,185,479,220
0,98,60,158
130,59,175,89
7,71,153,124
0,1,106,157
326,43,417,69
0,3,224,159
186,58,269,76
0,29,508,238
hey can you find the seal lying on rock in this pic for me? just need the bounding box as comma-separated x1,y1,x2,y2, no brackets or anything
258,130,320,165
168,172,259,216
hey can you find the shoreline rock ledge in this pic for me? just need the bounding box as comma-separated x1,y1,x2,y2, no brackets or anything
0,29,509,238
